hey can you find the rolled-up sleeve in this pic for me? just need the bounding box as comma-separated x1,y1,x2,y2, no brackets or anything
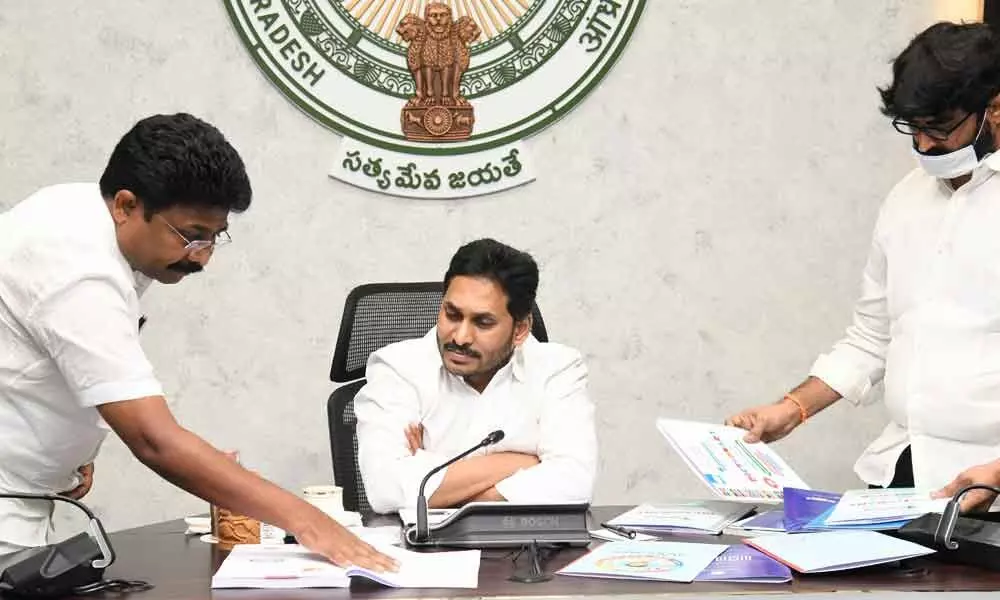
25,276,162,407
810,219,890,405
355,352,450,514
494,352,597,503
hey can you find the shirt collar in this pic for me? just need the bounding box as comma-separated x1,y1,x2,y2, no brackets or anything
983,151,1000,173
510,341,528,382
932,151,1000,193
959,151,1000,191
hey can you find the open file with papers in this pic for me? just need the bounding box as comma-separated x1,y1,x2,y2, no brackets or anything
606,501,756,535
745,530,935,573
211,544,481,589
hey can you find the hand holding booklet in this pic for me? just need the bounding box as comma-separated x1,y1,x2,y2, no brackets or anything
211,543,481,589
656,418,809,503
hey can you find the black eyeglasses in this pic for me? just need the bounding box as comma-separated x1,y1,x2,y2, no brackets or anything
892,111,977,141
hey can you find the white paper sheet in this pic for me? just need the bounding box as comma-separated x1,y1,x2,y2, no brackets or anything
746,531,935,573
824,488,949,525
211,543,481,589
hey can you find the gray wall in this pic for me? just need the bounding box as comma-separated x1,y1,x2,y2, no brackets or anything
0,2,939,532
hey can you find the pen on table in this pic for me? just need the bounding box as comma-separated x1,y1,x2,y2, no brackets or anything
599,522,637,539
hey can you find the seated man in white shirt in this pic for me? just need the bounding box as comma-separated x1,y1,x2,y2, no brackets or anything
355,239,597,514
0,113,392,570
725,22,1000,499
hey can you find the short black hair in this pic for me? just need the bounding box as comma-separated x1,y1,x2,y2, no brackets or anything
880,22,1000,123
99,113,252,219
443,238,539,321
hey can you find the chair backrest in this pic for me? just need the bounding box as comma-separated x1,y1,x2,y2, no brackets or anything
327,281,549,512
327,380,369,512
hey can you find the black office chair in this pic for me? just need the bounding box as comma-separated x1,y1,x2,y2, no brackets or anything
326,282,548,513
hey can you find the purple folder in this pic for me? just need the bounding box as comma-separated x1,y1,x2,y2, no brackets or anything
695,545,792,583
782,487,841,532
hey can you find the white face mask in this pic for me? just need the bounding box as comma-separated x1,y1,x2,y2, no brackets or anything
912,113,988,179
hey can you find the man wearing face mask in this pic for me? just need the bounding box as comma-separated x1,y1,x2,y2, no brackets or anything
0,113,395,572
354,239,597,514
725,22,1000,495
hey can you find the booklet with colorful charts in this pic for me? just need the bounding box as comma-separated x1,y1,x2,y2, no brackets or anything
656,418,810,503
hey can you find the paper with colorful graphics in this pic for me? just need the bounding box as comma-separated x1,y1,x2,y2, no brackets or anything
656,419,809,503
558,541,728,582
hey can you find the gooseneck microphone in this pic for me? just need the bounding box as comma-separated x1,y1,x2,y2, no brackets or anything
934,484,1000,550
0,492,136,598
0,493,115,570
414,429,505,542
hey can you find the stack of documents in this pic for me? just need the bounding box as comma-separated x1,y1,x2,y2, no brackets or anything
783,487,947,532
822,488,948,528
211,543,481,589
656,418,810,503
694,545,792,583
782,487,841,532
558,541,728,582
725,510,786,535
606,501,756,535
745,531,935,573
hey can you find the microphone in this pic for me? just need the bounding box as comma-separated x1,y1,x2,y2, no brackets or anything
0,493,115,569
934,498,961,550
0,492,119,598
934,484,1000,550
414,429,505,542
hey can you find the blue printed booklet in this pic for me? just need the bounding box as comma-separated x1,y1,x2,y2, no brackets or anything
782,487,921,532
822,488,948,526
782,487,841,533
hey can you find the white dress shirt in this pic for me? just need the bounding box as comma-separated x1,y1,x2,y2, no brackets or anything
354,329,597,514
811,153,1000,489
0,184,162,554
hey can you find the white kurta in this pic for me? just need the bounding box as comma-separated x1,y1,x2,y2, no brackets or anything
0,184,162,555
354,329,597,514
811,153,1000,489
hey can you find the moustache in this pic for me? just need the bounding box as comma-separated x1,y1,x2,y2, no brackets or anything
443,342,480,358
167,260,204,274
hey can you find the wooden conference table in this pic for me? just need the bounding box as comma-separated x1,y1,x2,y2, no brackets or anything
94,506,1000,600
